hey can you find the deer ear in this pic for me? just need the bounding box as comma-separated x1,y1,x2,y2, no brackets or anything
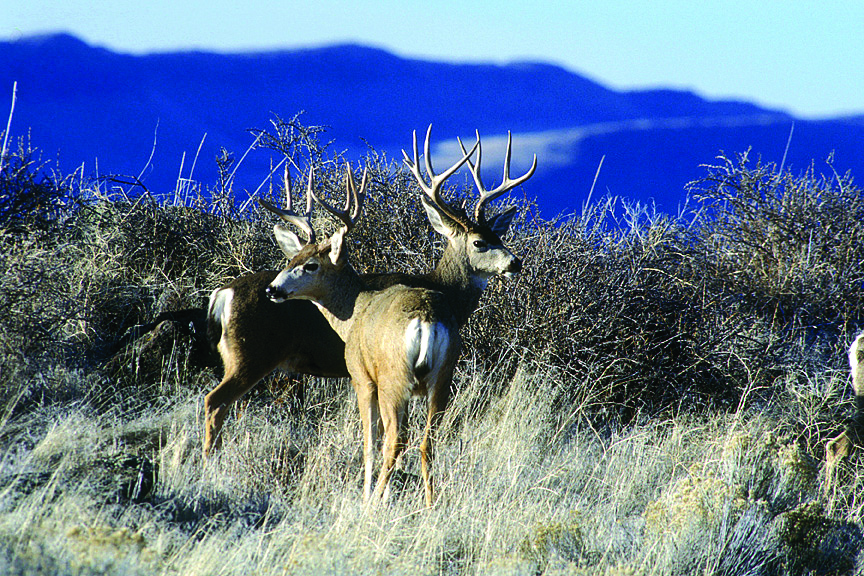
328,228,348,266
273,224,305,258
421,197,460,239
487,206,518,237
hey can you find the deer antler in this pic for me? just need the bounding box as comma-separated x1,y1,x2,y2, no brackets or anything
259,165,317,243
402,124,479,229
458,130,537,223
309,163,367,233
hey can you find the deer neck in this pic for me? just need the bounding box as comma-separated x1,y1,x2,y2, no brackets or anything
427,245,486,326
310,267,366,341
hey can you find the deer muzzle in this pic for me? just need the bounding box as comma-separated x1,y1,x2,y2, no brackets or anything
265,284,289,302
503,257,522,277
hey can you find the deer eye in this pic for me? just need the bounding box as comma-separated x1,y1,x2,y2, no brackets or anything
473,240,488,249
303,262,319,272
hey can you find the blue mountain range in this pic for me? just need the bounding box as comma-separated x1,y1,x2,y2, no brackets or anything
3,32,863,215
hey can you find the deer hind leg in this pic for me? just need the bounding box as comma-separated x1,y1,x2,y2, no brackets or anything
826,429,856,497
825,394,864,493
374,386,408,503
827,430,855,463
203,365,269,460
420,371,454,508
825,339,864,494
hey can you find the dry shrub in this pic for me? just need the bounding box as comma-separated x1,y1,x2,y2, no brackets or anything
2,124,864,423
690,151,864,329
466,201,755,418
4,121,864,574
464,153,864,418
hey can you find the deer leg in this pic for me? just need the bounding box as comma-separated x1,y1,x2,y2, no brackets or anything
420,376,452,508
354,381,378,502
203,368,268,460
825,394,864,494
827,431,854,464
830,397,864,459
826,430,852,492
374,390,407,503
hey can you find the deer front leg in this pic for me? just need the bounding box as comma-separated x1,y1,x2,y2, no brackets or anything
354,381,378,502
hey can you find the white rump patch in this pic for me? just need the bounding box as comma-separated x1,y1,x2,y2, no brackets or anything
208,287,233,332
850,333,864,395
405,318,450,381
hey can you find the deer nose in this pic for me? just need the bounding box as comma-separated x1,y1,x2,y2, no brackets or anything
508,258,522,274
265,285,285,301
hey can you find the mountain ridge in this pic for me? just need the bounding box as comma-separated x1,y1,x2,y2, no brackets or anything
1,33,859,214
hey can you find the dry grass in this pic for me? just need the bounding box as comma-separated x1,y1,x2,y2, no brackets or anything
2,364,862,574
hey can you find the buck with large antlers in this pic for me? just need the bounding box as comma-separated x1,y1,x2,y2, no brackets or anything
203,126,535,461
398,126,536,323
203,170,351,458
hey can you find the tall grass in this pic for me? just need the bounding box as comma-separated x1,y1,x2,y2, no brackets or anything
1,124,863,574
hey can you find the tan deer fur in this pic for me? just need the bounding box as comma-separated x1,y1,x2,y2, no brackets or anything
203,273,349,456
825,333,864,492
266,166,460,507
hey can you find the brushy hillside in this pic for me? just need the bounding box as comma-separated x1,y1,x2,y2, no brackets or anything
1,119,864,575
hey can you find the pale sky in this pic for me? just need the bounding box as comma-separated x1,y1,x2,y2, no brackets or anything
2,0,862,119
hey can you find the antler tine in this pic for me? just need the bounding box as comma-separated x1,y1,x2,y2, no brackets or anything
457,130,484,196
423,124,436,183
282,164,293,211
350,165,368,222
425,124,479,190
304,165,315,215
401,125,478,226
401,129,426,188
259,166,316,243
343,163,368,224
473,131,537,222
309,163,366,233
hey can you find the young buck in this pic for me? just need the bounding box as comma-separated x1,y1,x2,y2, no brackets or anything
825,333,864,492
203,126,535,461
266,165,460,507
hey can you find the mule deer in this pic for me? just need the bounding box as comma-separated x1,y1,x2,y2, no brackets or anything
203,170,351,458
397,125,536,324
825,332,864,491
266,164,462,507
203,126,535,460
